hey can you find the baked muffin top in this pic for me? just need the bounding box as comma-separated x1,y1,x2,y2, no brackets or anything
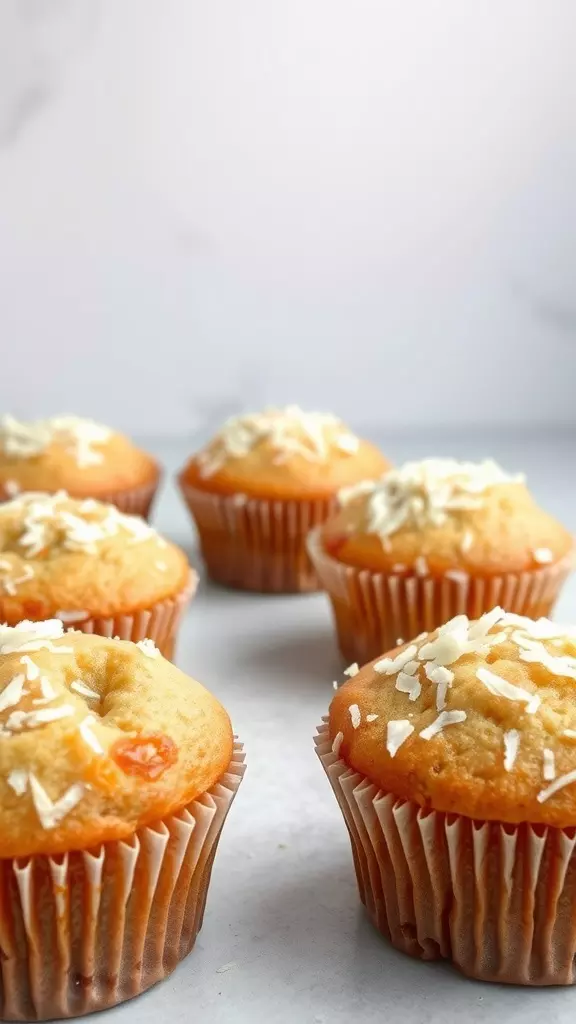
0,621,233,857
320,458,573,575
0,415,158,497
330,608,576,828
180,405,389,501
0,492,189,623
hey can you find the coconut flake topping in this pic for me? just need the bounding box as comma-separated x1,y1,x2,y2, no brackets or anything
337,458,523,541
196,406,360,477
386,719,414,757
0,492,156,558
0,415,111,466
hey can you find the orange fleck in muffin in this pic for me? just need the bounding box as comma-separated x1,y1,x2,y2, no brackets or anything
0,492,196,658
178,405,389,592
316,608,576,984
0,620,244,1018
0,415,160,519
308,458,573,663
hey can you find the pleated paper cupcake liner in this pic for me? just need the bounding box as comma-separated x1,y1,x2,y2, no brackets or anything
0,476,161,522
0,741,245,1021
56,570,198,662
307,527,574,664
315,722,576,985
178,479,336,593
91,474,162,521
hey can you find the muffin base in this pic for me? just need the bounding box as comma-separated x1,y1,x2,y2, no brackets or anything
179,480,334,593
53,570,198,662
316,721,576,985
0,740,245,1021
308,527,574,663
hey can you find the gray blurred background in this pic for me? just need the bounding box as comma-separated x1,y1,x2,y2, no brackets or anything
0,0,575,436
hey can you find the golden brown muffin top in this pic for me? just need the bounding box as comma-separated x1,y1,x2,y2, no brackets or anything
179,405,389,501
0,622,233,857
320,458,573,575
330,608,576,828
0,492,189,622
0,415,158,496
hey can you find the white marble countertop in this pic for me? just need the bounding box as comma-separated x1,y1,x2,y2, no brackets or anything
97,431,576,1024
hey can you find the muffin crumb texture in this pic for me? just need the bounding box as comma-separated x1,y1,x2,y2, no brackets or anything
0,621,232,857
0,491,188,620
0,415,111,466
196,405,361,477
330,607,576,827
0,414,159,498
322,457,572,574
180,405,389,501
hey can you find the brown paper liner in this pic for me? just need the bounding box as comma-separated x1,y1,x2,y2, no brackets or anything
315,721,576,985
178,479,336,593
57,570,198,662
0,741,245,1020
0,476,162,523
308,527,574,663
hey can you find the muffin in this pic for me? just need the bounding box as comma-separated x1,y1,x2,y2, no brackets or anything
0,415,160,519
0,620,244,1019
0,491,196,659
317,607,576,984
308,457,574,663
178,405,389,592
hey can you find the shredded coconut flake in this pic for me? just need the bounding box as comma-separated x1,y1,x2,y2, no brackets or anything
503,730,520,772
55,609,89,624
70,679,99,701
476,667,540,714
0,619,72,655
420,710,467,740
543,748,556,782
7,768,28,795
349,704,361,729
366,713,379,722
20,655,39,681
374,645,418,676
39,676,56,701
444,569,469,583
137,638,160,659
0,674,26,712
395,671,421,702
6,704,75,732
414,556,428,577
533,548,553,564
460,530,473,553
537,769,576,804
343,662,359,677
563,729,576,740
3,479,20,497
28,775,84,829
386,719,414,757
79,715,104,754
331,731,344,755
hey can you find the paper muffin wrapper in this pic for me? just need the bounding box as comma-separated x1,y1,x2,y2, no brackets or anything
307,527,574,663
178,479,336,593
0,475,161,522
0,741,245,1021
59,570,198,662
315,722,576,986
91,474,162,521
